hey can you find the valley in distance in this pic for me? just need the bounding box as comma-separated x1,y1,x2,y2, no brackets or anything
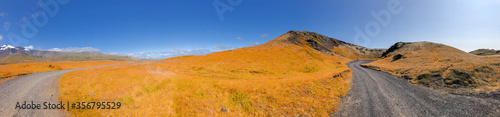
1,31,499,116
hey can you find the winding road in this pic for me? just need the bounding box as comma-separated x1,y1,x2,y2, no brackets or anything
0,64,125,117
334,60,500,117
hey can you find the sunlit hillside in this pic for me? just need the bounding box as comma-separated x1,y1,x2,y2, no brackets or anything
58,31,356,116
363,42,500,92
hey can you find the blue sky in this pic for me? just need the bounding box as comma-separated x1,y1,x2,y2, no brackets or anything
0,0,499,59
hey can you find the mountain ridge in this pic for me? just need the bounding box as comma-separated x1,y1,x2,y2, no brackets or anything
266,31,386,59
470,49,500,56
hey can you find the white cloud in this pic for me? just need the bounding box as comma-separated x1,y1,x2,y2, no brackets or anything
130,49,213,59
0,35,3,41
212,46,233,50
47,47,101,52
4,22,11,31
249,42,260,45
24,45,34,50
260,33,269,38
236,37,244,40
0,12,7,17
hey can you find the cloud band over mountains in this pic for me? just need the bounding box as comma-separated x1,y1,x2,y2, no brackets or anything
47,47,100,52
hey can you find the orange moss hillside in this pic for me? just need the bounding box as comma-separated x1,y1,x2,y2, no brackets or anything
59,32,353,116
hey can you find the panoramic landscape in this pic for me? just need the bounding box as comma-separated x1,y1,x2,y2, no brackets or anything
1,0,499,116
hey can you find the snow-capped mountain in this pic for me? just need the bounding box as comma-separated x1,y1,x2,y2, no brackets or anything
0,45,33,51
0,45,34,58
0,45,17,50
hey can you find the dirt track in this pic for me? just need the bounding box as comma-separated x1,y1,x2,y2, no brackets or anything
334,60,500,117
0,64,124,117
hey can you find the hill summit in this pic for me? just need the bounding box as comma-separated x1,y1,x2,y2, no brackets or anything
266,31,386,59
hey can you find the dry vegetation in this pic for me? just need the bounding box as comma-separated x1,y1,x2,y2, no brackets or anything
363,42,500,92
59,39,353,116
0,61,127,83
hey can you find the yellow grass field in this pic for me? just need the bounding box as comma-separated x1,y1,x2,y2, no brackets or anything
58,42,353,116
0,61,128,83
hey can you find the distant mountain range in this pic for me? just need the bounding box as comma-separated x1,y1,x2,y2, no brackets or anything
470,49,500,56
0,45,134,64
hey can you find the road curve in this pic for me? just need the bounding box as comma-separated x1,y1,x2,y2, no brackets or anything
334,60,500,117
0,64,124,117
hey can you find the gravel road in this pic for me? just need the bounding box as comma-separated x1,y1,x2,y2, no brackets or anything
2,60,499,116
0,64,124,117
334,60,500,117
